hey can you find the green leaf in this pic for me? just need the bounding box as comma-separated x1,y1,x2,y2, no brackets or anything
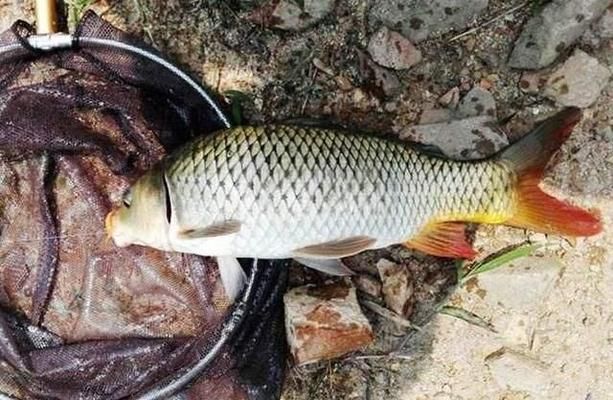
461,243,541,282
439,305,497,332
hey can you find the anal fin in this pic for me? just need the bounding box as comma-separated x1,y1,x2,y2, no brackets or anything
405,222,476,259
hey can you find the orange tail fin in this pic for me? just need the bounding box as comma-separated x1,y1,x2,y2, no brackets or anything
507,170,601,236
499,107,602,236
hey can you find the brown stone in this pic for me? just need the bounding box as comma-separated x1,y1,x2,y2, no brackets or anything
285,282,374,365
377,259,414,317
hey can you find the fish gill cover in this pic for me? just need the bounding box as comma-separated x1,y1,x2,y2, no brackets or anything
0,11,287,400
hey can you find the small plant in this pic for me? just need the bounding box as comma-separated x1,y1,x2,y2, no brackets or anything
224,90,253,125
66,0,95,27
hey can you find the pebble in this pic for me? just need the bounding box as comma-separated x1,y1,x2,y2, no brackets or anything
438,87,460,109
248,0,335,31
519,71,547,94
368,27,422,70
456,87,496,119
284,282,374,365
543,50,611,108
398,116,509,160
508,0,610,69
377,259,414,317
353,274,382,298
486,348,553,397
369,0,489,43
357,50,402,97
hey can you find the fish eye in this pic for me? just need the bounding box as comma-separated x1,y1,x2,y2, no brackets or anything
122,189,133,208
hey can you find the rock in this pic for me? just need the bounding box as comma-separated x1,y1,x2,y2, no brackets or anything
457,87,496,118
477,257,560,311
485,348,553,397
284,282,374,365
438,87,460,109
519,71,547,94
543,50,611,108
595,7,613,38
248,0,335,31
357,50,402,97
377,259,414,317
370,0,489,43
508,0,610,69
419,108,453,124
352,274,382,298
398,116,509,160
367,27,422,70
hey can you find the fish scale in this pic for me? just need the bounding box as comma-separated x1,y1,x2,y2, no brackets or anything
163,125,513,258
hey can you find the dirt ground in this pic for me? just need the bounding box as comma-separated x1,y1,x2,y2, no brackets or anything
1,1,612,399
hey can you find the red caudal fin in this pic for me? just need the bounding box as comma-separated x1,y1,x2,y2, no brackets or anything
506,170,602,236
405,222,477,259
499,107,602,236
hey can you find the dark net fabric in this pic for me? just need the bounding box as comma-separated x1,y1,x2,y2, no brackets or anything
0,12,287,400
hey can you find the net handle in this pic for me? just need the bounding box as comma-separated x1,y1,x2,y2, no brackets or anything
35,0,58,34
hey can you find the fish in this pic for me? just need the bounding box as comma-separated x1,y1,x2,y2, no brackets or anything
105,107,601,295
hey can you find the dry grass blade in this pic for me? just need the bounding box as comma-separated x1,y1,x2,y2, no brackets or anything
448,1,530,42
439,305,497,333
361,299,422,331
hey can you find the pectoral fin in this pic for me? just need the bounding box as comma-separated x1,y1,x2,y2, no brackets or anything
178,220,241,239
293,236,376,258
216,256,247,302
405,222,476,259
294,257,355,276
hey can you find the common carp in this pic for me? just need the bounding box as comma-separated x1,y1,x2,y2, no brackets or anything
106,107,601,292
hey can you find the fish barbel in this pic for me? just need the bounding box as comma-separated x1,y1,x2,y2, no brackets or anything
106,107,601,275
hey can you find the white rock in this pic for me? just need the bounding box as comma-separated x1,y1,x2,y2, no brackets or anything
543,50,611,108
399,116,509,160
368,27,422,70
477,256,560,311
486,348,553,397
508,0,610,69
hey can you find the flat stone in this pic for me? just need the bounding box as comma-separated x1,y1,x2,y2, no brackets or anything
368,27,422,70
284,282,374,365
248,0,335,31
508,0,610,69
419,108,454,124
398,116,509,160
477,256,560,311
486,348,553,397
377,259,414,317
370,0,489,43
457,87,496,118
543,50,611,108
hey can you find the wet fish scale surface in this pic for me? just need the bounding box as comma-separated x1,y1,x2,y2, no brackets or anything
164,126,513,257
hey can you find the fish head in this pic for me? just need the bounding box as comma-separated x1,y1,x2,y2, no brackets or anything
105,166,172,251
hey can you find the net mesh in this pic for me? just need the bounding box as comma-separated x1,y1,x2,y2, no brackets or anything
0,11,287,400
